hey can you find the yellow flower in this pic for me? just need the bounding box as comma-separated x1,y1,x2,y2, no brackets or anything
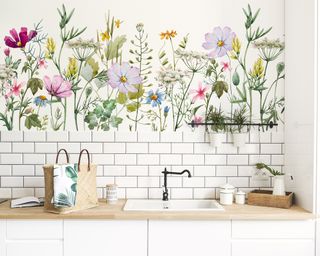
100,31,110,42
115,19,122,29
250,58,264,79
232,37,241,54
46,37,56,55
160,30,177,40
66,58,78,78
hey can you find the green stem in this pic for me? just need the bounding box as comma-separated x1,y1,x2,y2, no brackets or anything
74,60,83,131
158,105,163,131
63,99,67,130
134,32,143,131
170,38,176,70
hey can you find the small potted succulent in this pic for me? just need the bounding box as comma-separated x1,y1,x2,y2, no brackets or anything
256,163,285,196
231,106,249,148
206,106,226,147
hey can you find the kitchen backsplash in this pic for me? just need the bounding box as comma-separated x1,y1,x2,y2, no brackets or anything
0,130,284,199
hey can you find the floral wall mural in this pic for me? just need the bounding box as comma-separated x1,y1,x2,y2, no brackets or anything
0,0,284,131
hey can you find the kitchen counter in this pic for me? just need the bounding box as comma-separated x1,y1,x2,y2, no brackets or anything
0,200,314,220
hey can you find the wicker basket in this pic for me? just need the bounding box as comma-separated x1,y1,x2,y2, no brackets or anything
247,190,293,209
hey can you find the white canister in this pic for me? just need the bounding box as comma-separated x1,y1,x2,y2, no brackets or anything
106,184,118,204
235,191,246,204
220,189,234,205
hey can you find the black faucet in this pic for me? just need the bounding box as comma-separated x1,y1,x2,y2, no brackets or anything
162,167,192,201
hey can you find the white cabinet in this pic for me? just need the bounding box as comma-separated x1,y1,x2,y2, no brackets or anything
0,221,5,256
232,220,315,256
148,220,231,256
64,220,147,256
6,241,63,256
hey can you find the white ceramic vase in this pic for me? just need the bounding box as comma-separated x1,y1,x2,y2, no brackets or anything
208,132,224,147
232,132,247,148
273,175,286,196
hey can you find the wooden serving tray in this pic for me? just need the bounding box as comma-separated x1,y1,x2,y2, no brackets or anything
247,190,293,209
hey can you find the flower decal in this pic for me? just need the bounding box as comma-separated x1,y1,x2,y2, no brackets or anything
189,82,208,102
107,62,142,94
160,30,177,40
202,26,235,58
4,27,37,48
146,89,165,107
34,95,48,107
44,75,72,98
4,79,23,98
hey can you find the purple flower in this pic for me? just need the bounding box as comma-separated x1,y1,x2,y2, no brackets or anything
107,62,142,94
4,27,37,48
202,26,235,58
44,75,72,98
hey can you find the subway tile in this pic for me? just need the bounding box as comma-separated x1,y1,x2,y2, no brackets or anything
0,165,12,175
138,177,160,188
12,188,34,198
249,155,271,165
126,143,148,153
12,142,34,153
149,143,171,153
69,131,91,142
35,143,57,153
138,132,159,142
194,143,215,154
166,177,182,187
249,131,260,143
24,131,46,141
0,142,11,152
104,165,126,176
46,131,68,142
183,131,205,142
80,143,103,153
194,188,215,199
182,154,204,165
260,144,282,154
1,154,22,164
227,155,248,165
92,132,114,142
216,166,237,176
96,177,114,187
126,165,148,176
115,132,137,142
259,131,272,143
160,132,182,142
194,166,215,176
183,177,204,187
24,154,45,164
126,188,148,199
238,144,260,154
171,165,193,174
35,188,45,198
137,154,160,165
24,177,44,187
1,131,23,141
216,144,237,154
149,166,165,176
104,143,125,153
92,154,114,165
227,177,249,187
57,142,81,153
12,165,34,176
250,177,271,187
205,155,227,165
272,131,284,143
271,155,284,165
172,143,193,154
149,188,163,199
160,154,182,165
205,177,227,187
117,188,126,199
116,177,137,187
0,188,12,198
1,177,23,187
238,166,255,176
170,188,193,199
115,154,136,165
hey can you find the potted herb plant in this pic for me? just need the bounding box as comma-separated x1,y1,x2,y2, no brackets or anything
231,106,249,148
207,106,226,147
256,163,285,196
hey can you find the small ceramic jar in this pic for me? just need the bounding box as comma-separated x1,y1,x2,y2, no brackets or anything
235,191,246,204
106,184,118,204
219,183,235,205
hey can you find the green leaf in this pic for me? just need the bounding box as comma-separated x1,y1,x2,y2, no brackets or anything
65,166,77,180
276,62,285,75
232,70,240,86
27,78,43,95
117,92,127,104
128,84,144,100
71,183,77,193
126,103,140,112
25,114,41,129
105,35,127,60
110,116,123,128
213,81,228,98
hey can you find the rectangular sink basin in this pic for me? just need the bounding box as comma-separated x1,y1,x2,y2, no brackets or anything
123,199,224,211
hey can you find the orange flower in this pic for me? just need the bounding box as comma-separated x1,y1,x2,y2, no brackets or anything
160,30,177,40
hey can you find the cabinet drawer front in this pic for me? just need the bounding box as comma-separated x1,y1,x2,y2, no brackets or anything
7,220,63,240
6,241,63,256
232,239,314,256
232,220,315,239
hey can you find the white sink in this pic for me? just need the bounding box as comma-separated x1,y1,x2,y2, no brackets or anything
123,199,224,211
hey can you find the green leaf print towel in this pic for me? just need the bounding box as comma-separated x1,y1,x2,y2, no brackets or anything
53,164,78,208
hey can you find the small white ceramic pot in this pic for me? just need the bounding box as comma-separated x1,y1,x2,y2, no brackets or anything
272,175,286,196
106,184,118,204
232,132,247,148
208,132,225,147
235,191,246,204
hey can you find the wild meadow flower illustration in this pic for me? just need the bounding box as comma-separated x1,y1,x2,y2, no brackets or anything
0,4,284,131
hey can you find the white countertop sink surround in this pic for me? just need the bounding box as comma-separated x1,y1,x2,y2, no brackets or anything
123,199,224,211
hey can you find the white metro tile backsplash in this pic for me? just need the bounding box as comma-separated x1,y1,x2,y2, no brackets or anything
0,131,284,199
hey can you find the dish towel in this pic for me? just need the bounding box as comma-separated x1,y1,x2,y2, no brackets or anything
52,164,78,208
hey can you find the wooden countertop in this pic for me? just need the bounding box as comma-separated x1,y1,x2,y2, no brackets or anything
0,200,314,220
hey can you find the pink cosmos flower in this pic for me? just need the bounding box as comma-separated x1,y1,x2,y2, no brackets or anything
44,75,72,98
193,116,203,124
107,62,142,94
38,58,47,69
4,48,10,56
4,79,23,99
221,61,231,71
189,82,209,102
203,26,235,58
4,27,37,48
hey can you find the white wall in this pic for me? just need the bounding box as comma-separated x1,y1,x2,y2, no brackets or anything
285,0,316,212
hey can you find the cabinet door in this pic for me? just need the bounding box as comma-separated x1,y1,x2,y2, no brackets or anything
64,220,147,256
0,221,5,256
232,239,314,256
6,241,63,256
149,220,231,256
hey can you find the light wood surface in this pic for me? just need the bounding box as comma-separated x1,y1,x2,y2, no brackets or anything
0,200,314,220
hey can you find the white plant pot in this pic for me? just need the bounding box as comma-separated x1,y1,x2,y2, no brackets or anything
273,175,286,196
232,132,247,148
208,132,224,147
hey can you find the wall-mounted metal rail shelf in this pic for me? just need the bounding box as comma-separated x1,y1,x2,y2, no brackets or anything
188,121,278,129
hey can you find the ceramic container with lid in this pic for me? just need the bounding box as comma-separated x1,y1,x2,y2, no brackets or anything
106,184,118,204
235,190,246,204
219,183,235,205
